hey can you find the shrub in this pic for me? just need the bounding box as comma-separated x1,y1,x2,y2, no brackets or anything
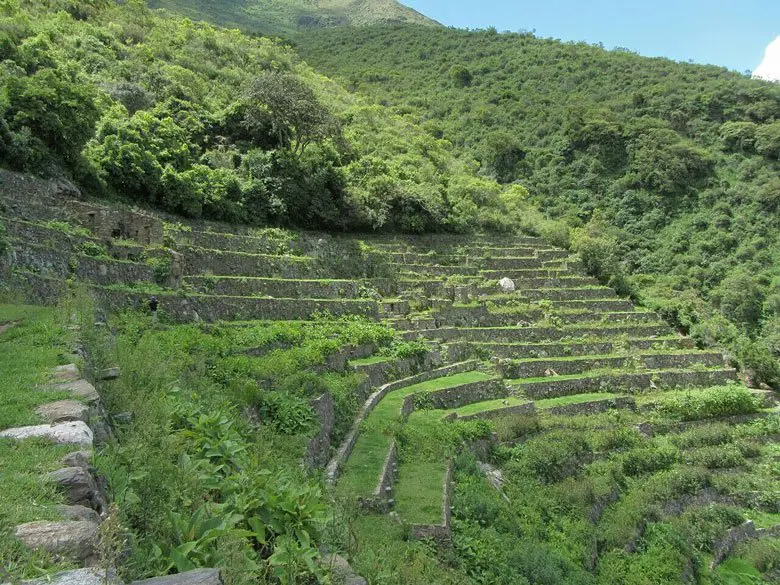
512,430,590,483
687,444,745,469
621,446,678,477
737,337,780,389
655,387,761,421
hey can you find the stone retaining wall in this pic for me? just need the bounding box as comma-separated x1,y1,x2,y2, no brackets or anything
517,369,737,399
500,352,724,379
304,392,334,469
711,521,780,569
543,396,636,416
89,288,379,322
447,402,537,422
425,379,506,411
469,338,693,360
439,324,673,344
520,288,619,301
410,462,453,546
181,246,316,279
185,276,360,299
178,230,300,256
359,441,398,513
74,256,156,287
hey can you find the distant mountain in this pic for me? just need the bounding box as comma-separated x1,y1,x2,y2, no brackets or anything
148,0,439,37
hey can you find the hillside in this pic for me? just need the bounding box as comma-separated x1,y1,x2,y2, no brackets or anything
297,24,780,385
1,174,778,585
148,0,438,37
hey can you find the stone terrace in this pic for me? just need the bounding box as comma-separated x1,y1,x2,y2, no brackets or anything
1,169,758,544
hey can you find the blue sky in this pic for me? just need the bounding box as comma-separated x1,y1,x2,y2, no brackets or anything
402,0,779,74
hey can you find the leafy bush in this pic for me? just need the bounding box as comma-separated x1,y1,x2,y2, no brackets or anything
621,446,678,477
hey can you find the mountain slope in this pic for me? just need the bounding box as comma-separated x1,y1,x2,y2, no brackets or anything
297,24,780,382
148,0,438,37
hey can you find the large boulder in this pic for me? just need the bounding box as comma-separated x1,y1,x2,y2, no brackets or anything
498,277,515,292
14,520,98,564
0,422,93,446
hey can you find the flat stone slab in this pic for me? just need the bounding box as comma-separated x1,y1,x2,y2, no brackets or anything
14,520,98,563
98,367,120,381
52,364,80,382
0,421,93,446
130,569,223,585
1,568,110,585
35,400,90,423
47,380,99,403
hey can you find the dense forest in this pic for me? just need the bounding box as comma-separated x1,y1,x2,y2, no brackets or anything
297,25,780,386
0,0,527,235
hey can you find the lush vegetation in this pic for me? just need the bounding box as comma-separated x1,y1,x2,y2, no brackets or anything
297,25,780,385
148,0,436,37
0,0,533,235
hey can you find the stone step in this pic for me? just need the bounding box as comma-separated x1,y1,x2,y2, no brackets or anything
184,276,362,299
457,337,694,359
0,421,93,446
499,351,725,379
509,368,738,400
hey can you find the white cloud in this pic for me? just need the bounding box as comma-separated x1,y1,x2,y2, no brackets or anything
753,37,780,82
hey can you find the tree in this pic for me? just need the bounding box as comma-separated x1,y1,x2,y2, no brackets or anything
244,72,336,157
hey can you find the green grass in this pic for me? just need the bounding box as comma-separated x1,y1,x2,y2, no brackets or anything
394,460,447,525
0,305,74,430
449,396,530,417
535,393,625,409
0,305,82,580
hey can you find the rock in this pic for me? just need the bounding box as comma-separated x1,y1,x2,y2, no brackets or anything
129,569,223,585
321,554,367,585
1,568,111,585
14,520,98,563
57,505,101,524
98,367,120,381
48,380,100,403
113,412,133,425
0,422,93,446
48,467,107,515
52,364,80,382
61,450,93,468
498,277,515,292
35,400,90,423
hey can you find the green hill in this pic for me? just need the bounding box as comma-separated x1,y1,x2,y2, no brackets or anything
148,0,438,37
297,25,780,383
